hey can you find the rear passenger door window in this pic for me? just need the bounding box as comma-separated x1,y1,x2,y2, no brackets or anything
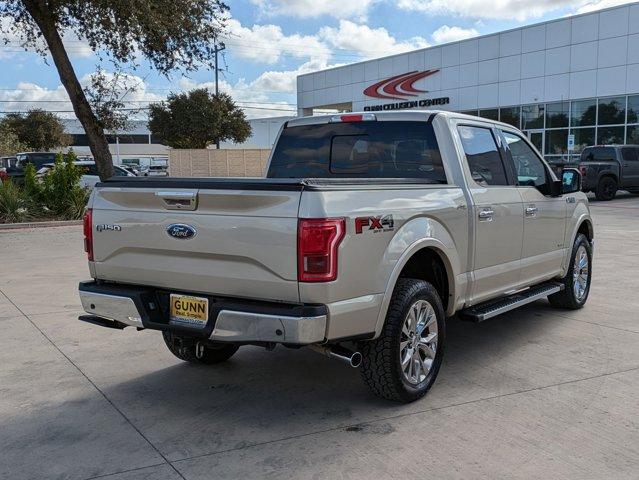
457,125,509,186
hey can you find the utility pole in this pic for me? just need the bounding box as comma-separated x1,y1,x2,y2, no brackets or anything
213,42,226,149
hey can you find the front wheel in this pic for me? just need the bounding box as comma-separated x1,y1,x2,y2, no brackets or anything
548,233,592,309
359,279,445,403
162,331,239,364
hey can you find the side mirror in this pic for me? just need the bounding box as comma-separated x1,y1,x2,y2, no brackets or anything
561,168,582,194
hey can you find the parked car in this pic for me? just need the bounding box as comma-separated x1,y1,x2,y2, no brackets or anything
0,156,17,172
578,145,639,200
4,152,57,184
77,110,592,403
36,160,134,189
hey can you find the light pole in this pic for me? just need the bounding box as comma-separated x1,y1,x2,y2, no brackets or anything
213,42,225,149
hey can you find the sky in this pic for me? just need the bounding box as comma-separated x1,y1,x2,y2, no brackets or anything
0,0,636,122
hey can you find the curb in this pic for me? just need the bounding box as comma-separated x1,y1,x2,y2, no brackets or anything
0,220,82,231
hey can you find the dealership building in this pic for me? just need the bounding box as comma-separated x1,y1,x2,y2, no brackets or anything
297,2,639,164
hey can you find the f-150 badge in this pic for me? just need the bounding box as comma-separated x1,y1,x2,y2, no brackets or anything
355,214,394,234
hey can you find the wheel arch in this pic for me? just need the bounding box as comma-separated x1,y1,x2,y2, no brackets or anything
576,218,593,242
374,239,460,338
562,208,594,274
598,172,619,184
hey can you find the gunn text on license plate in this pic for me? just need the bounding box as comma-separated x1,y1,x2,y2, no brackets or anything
169,294,209,327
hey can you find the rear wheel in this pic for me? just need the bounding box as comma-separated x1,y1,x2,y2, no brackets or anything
548,233,592,309
162,331,239,364
359,279,445,403
595,176,617,201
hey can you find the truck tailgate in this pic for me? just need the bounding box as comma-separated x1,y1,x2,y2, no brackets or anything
90,179,302,303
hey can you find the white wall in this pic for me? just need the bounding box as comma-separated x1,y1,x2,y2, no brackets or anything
298,2,639,112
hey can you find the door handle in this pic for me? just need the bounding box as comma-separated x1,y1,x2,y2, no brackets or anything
478,208,494,221
525,205,538,216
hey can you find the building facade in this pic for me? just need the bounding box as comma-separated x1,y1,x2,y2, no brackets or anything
63,119,169,165
220,116,293,149
297,2,639,164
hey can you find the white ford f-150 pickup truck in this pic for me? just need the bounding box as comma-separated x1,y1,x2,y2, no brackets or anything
78,110,593,402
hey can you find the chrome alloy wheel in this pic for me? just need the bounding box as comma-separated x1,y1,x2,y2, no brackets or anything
573,245,590,301
400,300,438,385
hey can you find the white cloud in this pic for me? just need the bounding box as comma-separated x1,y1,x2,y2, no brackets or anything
0,18,93,60
224,18,331,65
574,0,633,13
250,0,375,19
431,25,479,44
319,20,430,60
0,72,162,119
178,59,337,118
396,0,638,21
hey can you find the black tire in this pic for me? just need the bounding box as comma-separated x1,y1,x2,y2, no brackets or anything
595,176,617,201
359,279,445,403
548,233,592,309
162,331,239,364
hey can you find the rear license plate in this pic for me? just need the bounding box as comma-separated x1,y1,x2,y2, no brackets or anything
169,294,209,327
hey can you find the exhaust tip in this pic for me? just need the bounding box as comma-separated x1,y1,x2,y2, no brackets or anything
350,351,363,368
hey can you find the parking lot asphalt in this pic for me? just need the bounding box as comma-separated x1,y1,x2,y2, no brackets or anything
1,193,638,480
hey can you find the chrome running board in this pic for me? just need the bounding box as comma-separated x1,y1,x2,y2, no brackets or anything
459,282,564,322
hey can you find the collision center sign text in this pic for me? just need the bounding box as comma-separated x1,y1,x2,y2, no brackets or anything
362,69,450,111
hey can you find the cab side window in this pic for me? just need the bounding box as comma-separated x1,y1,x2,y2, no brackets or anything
621,147,639,162
502,131,548,188
458,125,509,186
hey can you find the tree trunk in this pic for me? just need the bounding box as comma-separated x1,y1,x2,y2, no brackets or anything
22,0,114,180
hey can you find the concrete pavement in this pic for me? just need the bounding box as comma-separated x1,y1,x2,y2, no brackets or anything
1,194,638,480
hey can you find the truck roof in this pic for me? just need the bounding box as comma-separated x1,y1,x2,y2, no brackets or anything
286,109,516,130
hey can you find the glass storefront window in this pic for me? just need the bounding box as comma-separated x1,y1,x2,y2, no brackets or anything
598,96,626,125
570,127,595,153
545,129,568,155
522,104,544,129
499,107,520,127
460,110,479,116
546,102,569,128
597,126,625,144
479,109,499,121
627,95,639,124
627,125,639,144
571,99,596,126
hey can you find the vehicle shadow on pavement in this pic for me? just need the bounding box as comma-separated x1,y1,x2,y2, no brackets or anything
80,303,584,461
1,300,621,479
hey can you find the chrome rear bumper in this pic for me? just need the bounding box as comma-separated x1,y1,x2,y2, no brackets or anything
78,282,327,345
79,290,144,328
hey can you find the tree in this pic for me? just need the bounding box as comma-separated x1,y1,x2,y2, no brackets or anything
84,69,136,134
0,123,27,156
1,109,70,151
148,89,251,149
1,1,229,180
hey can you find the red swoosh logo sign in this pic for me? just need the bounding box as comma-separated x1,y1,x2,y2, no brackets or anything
363,70,440,100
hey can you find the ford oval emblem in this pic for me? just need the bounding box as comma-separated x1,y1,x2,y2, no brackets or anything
167,223,197,240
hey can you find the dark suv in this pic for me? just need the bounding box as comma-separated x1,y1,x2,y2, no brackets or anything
578,145,639,200
5,152,57,184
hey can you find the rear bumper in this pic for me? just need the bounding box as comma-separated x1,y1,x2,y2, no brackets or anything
78,281,327,345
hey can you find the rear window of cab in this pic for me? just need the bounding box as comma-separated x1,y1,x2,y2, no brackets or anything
267,121,446,183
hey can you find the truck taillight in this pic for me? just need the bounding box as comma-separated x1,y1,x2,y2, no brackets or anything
579,165,588,177
298,218,345,282
83,208,93,261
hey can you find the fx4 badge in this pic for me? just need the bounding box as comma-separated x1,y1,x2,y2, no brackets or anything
355,214,394,234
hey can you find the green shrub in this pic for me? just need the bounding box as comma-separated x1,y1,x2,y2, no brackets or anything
25,151,90,220
0,180,30,223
